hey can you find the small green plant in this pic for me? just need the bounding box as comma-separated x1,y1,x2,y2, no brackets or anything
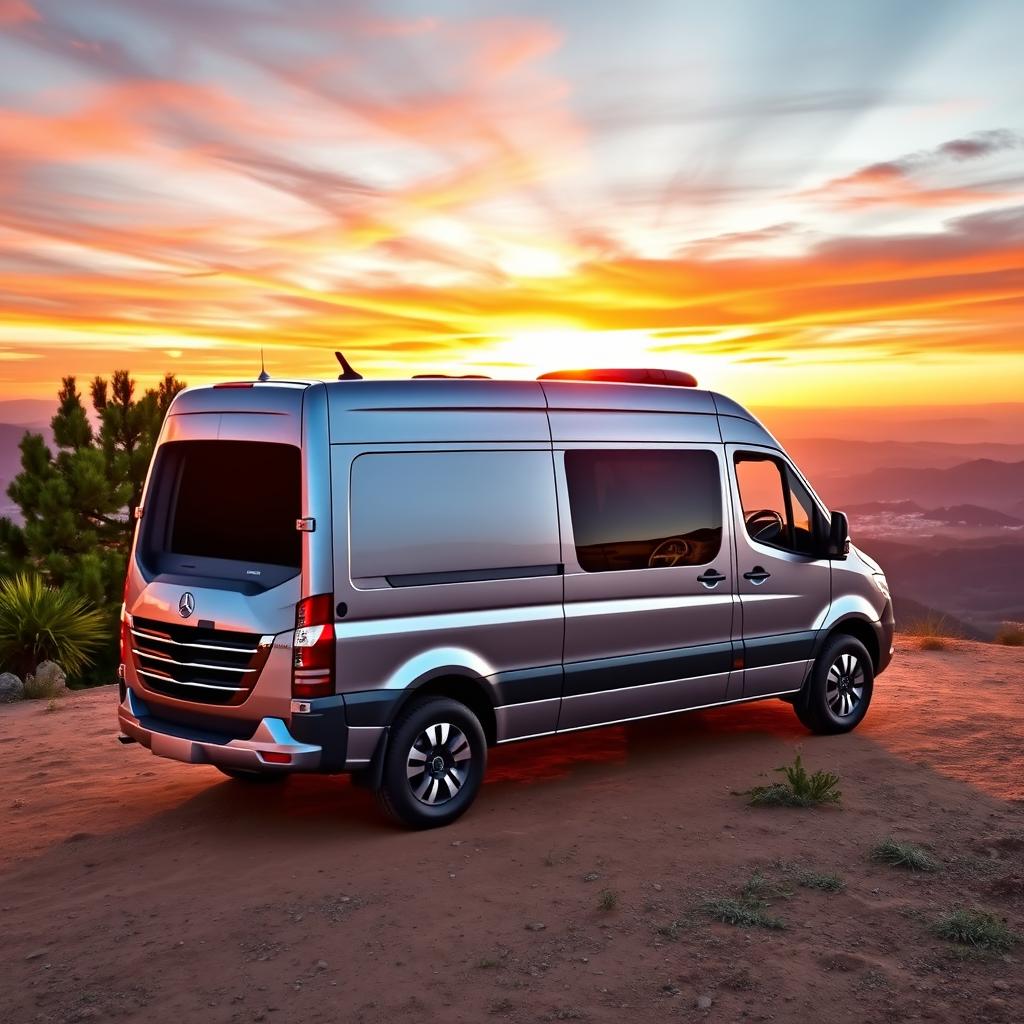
702,896,784,930
795,869,845,892
934,909,1018,952
741,870,793,901
871,837,940,872
746,752,841,808
597,889,618,912
995,624,1024,647
0,574,106,679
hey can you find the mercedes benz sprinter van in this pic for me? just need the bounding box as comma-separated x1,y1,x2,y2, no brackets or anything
117,367,894,828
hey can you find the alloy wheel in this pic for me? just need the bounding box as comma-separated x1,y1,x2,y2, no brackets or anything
406,721,472,805
825,652,865,717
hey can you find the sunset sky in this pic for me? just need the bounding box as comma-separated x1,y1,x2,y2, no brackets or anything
1,0,1023,406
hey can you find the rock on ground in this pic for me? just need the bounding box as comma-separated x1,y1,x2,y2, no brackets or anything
0,671,24,703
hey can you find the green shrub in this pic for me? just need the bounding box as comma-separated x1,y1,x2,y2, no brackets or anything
795,869,845,892
0,574,106,679
746,752,841,808
702,897,784,930
934,909,1018,952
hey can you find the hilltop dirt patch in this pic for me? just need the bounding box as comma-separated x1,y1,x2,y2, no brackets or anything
1,638,1022,1023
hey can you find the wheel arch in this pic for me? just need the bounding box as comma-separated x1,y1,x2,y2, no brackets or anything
396,672,498,747
818,615,881,672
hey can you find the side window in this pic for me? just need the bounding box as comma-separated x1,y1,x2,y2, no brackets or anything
349,451,560,583
564,449,722,572
734,453,822,555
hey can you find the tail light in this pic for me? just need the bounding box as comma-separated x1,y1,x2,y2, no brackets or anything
119,613,130,668
292,593,335,698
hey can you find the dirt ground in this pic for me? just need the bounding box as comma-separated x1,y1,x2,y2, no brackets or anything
1,638,1022,1024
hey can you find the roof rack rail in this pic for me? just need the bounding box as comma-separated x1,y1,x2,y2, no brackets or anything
411,373,492,379
538,368,698,387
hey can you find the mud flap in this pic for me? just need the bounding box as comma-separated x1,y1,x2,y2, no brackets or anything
351,727,389,791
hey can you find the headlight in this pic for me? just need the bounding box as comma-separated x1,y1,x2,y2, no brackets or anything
871,573,890,601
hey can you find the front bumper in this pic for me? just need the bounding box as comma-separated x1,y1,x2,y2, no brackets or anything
118,689,322,772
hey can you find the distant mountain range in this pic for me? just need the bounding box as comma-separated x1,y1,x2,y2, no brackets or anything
846,500,1022,528
858,538,1024,636
827,459,1024,515
1,420,53,524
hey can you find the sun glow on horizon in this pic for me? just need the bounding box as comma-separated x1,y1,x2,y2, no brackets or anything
0,2,1022,406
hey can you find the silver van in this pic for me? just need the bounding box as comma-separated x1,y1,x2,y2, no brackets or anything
117,366,894,828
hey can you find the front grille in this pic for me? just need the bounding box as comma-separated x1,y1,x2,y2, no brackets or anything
130,615,271,706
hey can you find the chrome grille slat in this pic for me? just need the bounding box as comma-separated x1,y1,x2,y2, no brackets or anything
131,648,255,675
137,669,244,693
129,627,260,656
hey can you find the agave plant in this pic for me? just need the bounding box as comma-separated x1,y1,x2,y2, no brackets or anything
0,573,107,678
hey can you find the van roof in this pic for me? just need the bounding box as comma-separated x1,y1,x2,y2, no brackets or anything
178,375,759,423
175,377,775,450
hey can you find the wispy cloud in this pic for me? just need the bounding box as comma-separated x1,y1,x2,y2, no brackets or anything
803,130,1024,209
0,1,1023,403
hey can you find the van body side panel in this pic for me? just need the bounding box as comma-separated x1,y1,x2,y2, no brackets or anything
330,424,564,740
299,383,334,602
552,433,738,732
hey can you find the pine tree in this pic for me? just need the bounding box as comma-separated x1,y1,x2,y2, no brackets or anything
1,371,186,609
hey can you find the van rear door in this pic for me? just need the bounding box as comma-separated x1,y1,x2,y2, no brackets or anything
123,383,323,724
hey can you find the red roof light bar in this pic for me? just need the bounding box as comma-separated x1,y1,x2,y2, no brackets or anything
538,368,698,387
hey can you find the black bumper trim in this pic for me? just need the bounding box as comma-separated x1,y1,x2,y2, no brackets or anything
290,695,348,772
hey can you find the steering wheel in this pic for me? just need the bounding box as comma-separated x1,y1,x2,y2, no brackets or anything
745,508,785,543
647,537,692,568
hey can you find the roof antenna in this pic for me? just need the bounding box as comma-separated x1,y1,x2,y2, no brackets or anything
335,350,363,380
257,347,270,382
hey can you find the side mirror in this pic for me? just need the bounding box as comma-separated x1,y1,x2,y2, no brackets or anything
826,510,850,560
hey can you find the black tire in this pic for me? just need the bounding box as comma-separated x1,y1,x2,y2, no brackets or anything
794,633,874,735
378,697,487,829
216,766,289,783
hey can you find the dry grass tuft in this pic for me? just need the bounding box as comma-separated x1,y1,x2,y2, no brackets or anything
995,623,1024,647
871,837,940,872
901,610,959,650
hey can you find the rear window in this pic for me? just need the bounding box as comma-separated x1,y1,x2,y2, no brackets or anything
148,441,301,569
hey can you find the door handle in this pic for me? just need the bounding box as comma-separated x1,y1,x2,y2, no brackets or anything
743,566,772,585
697,568,727,589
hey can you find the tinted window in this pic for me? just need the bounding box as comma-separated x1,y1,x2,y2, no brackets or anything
350,451,560,583
734,453,821,555
565,449,722,572
160,441,301,567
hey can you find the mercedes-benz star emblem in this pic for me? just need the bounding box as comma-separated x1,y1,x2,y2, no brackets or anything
178,592,195,618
